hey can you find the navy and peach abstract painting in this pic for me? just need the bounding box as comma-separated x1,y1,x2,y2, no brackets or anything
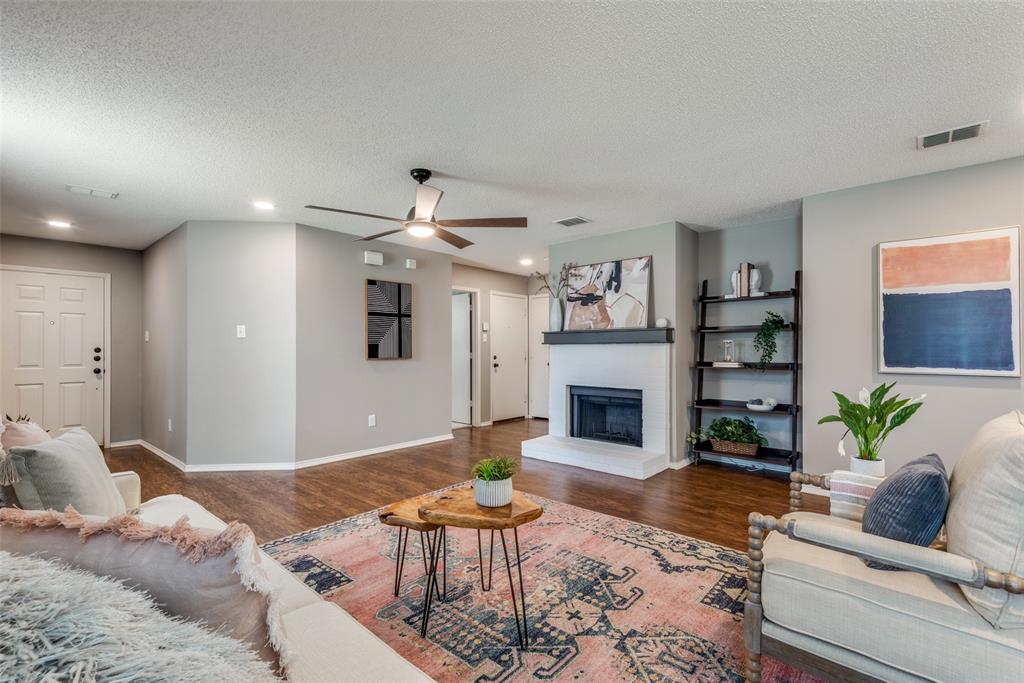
878,227,1020,376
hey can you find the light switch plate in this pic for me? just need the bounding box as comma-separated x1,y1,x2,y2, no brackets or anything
368,414,376,427
236,325,246,339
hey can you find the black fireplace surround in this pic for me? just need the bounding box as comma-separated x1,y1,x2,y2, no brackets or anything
569,385,643,447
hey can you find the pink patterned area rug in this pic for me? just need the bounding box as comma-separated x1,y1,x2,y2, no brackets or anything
262,486,820,683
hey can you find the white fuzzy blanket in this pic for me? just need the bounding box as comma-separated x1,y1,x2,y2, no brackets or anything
0,550,280,682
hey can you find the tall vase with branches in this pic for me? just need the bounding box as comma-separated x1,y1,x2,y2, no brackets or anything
534,262,577,331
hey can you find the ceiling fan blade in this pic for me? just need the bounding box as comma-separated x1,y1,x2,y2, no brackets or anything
355,229,406,241
435,217,527,228
305,205,403,222
433,227,474,249
414,185,443,221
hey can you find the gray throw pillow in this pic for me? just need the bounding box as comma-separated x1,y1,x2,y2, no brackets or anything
861,453,949,570
8,429,125,516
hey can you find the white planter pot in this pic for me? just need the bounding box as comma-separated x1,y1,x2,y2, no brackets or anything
474,478,514,507
549,298,564,332
850,456,886,477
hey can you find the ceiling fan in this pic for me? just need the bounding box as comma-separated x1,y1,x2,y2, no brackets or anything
305,168,527,249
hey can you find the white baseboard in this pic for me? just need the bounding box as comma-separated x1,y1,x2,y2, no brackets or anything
108,439,142,448
136,434,455,473
477,421,493,427
667,457,692,470
186,461,295,472
139,440,187,472
294,433,454,470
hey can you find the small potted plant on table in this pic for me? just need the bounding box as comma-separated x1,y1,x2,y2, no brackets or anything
472,457,517,507
817,382,925,476
689,416,768,457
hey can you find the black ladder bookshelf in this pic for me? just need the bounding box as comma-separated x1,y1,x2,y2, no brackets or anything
689,270,802,472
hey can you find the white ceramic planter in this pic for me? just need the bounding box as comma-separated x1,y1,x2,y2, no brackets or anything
850,456,886,477
474,478,514,507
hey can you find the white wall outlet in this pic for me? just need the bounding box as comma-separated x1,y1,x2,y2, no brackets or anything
167,418,173,432
482,332,488,343
405,258,417,269
368,414,376,427
236,324,246,339
144,330,150,342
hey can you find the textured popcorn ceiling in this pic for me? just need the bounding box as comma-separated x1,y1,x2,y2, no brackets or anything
2,1,1022,274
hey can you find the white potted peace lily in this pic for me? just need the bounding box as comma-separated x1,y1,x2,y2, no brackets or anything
472,456,517,507
817,382,925,477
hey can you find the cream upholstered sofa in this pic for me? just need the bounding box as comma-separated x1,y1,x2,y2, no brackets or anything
21,473,433,683
744,412,1024,683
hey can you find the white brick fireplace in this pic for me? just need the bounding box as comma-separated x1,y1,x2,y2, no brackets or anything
521,340,672,479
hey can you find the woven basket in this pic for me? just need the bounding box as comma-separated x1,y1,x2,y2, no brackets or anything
710,439,759,456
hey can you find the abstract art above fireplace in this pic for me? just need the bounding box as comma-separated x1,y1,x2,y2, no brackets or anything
565,255,651,330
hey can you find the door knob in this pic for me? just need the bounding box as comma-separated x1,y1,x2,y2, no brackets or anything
93,355,101,361
94,347,101,353
93,368,102,375
493,363,500,368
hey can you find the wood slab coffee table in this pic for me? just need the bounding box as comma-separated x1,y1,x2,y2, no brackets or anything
378,494,445,601
417,488,543,648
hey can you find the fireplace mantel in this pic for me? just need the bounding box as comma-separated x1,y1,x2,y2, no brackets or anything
543,328,674,345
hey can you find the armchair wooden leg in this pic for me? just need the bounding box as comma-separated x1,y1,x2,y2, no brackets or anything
745,513,766,682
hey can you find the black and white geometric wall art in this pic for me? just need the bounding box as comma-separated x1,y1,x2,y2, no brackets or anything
366,279,412,359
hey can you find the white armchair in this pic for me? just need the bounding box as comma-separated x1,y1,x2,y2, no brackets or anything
110,471,142,509
745,470,1024,683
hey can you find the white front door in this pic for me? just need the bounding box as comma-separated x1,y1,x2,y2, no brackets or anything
451,291,472,425
490,292,527,421
1,268,106,442
528,294,549,418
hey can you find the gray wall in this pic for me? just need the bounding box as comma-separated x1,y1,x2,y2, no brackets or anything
142,227,188,460
451,263,529,424
803,157,1024,474
697,217,802,462
184,221,297,466
0,234,143,442
549,221,697,463
296,224,453,461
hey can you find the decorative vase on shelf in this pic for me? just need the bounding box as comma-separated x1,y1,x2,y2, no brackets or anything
474,477,514,507
850,456,886,477
549,298,563,332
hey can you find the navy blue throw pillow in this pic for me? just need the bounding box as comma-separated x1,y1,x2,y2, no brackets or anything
861,453,949,570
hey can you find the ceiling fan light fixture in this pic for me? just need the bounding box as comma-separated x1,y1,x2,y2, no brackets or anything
406,221,436,238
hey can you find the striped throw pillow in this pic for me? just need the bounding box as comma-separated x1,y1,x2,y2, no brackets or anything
829,470,884,522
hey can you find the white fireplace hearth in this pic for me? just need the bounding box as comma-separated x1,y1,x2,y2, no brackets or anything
521,340,672,479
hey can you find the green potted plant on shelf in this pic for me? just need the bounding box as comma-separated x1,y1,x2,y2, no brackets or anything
688,416,768,457
753,311,785,371
817,382,925,476
472,456,517,507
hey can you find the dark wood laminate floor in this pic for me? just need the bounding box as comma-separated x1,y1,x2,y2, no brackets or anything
103,419,825,550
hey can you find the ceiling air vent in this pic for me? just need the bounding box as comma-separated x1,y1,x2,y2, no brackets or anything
554,216,591,227
66,184,119,199
916,121,988,149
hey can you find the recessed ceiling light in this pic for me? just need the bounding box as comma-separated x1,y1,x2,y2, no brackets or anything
47,220,72,228
519,258,534,266
253,201,275,210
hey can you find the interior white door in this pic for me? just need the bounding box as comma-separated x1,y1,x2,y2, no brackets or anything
528,294,549,418
1,269,105,442
451,291,472,425
490,292,528,421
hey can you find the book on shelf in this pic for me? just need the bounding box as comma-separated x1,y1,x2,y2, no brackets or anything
739,262,751,297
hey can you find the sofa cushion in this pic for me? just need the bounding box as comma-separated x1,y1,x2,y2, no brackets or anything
762,512,1024,682
0,417,50,451
0,506,286,667
862,453,949,570
138,494,320,616
947,411,1024,629
8,429,125,516
280,601,432,682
